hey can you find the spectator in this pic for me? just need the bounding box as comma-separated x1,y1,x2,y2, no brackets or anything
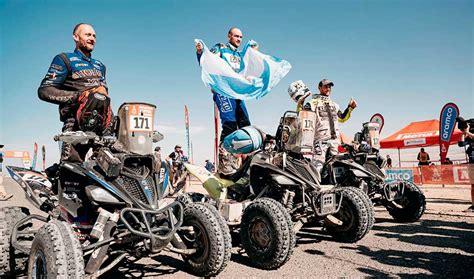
0,144,13,201
417,148,430,166
443,157,453,165
386,155,392,168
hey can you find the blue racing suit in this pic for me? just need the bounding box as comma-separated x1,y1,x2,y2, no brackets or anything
38,49,107,161
38,49,107,107
197,43,251,141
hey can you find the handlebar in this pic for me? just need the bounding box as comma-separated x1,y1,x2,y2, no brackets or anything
54,131,116,146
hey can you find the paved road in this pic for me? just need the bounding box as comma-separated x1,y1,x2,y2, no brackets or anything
1,178,473,278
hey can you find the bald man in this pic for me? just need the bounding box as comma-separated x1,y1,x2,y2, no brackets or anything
195,27,259,175
38,23,108,161
196,27,259,141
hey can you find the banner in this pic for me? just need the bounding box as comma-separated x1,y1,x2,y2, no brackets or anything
439,103,459,164
32,142,38,170
370,113,385,134
3,150,31,168
41,145,46,172
386,165,473,185
385,169,414,182
185,105,190,159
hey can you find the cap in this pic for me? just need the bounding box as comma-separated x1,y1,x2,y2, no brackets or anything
0,144,3,148
175,144,182,149
318,79,334,87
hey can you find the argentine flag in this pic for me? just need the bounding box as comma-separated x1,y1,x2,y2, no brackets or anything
196,39,291,100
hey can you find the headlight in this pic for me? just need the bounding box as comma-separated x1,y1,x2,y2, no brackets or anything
86,185,122,204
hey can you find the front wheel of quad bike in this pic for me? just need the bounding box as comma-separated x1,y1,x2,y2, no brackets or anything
326,187,371,243
240,198,295,270
349,186,375,231
385,181,426,222
0,206,32,277
28,220,84,279
178,202,231,277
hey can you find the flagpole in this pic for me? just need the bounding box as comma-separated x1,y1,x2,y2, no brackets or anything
185,105,190,159
214,104,219,167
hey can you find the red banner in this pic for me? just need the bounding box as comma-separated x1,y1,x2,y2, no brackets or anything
439,103,459,164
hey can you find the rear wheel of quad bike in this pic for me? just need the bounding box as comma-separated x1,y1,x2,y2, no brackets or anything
28,220,84,278
240,198,295,270
326,187,371,243
385,181,426,222
178,203,230,277
0,206,32,277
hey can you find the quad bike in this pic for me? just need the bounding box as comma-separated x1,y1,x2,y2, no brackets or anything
320,121,426,222
181,109,373,268
1,102,231,278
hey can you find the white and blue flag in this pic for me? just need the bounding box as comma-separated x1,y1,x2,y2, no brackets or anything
196,39,291,100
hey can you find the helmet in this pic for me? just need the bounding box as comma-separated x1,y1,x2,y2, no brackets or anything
288,80,310,102
223,126,263,154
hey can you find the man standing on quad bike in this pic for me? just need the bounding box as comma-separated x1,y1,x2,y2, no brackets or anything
38,23,111,162
290,79,357,173
195,27,259,175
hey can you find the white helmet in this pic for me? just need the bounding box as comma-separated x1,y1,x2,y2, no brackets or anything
288,80,310,102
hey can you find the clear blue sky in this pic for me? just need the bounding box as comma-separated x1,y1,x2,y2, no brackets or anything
0,0,472,167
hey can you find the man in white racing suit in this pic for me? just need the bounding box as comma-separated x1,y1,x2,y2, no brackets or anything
293,79,357,173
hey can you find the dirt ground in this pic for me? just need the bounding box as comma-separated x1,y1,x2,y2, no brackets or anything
1,178,473,278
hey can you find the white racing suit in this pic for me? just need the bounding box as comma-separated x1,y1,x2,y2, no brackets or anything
298,95,353,173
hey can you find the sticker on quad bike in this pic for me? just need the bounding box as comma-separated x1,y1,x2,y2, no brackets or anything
128,104,154,132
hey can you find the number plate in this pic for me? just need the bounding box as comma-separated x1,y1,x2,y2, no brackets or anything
128,105,153,132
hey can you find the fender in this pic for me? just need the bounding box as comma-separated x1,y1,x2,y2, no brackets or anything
5,165,52,210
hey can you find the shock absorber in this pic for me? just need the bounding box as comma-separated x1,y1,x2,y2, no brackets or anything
286,191,295,210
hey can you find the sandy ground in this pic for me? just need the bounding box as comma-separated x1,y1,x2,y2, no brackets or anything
1,177,473,278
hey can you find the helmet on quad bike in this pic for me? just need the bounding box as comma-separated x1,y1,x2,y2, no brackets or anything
288,80,311,103
76,87,112,135
223,126,263,154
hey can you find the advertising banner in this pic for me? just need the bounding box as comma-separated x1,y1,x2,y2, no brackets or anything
32,142,38,170
370,113,385,134
439,103,459,163
386,169,414,182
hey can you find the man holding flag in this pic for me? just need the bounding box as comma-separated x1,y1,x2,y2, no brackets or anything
195,27,256,142
195,27,291,175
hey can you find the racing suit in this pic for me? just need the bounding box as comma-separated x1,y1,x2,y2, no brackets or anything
298,94,353,172
38,49,107,161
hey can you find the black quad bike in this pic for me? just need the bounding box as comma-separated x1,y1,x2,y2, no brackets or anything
183,109,373,255
321,122,426,222
1,102,231,278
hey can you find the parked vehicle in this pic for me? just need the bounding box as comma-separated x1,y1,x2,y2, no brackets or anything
1,103,231,278
182,109,373,258
321,122,426,222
